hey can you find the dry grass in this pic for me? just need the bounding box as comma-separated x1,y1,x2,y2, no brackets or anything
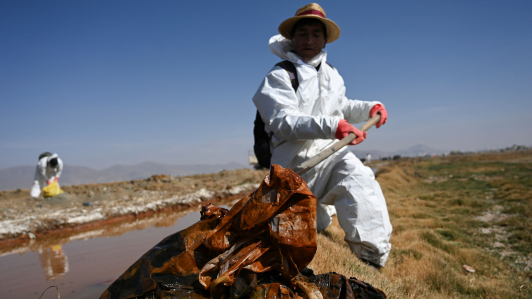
309,150,532,298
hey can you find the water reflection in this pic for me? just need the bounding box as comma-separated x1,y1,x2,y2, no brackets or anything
0,202,235,299
38,244,69,280
0,207,194,259
0,205,205,299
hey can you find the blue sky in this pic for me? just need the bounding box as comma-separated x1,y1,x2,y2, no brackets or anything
1,0,531,169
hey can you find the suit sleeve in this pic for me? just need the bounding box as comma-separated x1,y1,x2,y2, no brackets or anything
55,158,63,179
38,158,47,178
252,67,339,141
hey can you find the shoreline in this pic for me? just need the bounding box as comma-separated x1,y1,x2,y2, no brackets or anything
1,168,270,244
0,190,250,249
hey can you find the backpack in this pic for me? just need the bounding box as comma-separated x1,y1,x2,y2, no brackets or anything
253,61,299,168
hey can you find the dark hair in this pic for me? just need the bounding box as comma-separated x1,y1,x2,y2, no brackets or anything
39,152,52,161
48,158,58,167
290,18,328,39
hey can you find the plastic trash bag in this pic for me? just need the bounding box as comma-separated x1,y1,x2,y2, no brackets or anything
100,165,386,299
42,181,64,198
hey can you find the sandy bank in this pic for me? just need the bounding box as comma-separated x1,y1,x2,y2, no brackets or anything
0,168,269,242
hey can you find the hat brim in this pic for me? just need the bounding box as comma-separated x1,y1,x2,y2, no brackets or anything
278,15,340,43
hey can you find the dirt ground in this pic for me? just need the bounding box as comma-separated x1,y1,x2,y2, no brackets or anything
0,168,269,243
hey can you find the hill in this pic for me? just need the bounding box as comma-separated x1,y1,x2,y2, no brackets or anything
0,161,247,191
1,144,450,191
351,144,449,159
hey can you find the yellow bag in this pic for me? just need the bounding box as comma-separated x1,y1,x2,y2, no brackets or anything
42,181,64,198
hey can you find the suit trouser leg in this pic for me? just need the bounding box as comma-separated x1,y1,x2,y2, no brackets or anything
307,149,392,267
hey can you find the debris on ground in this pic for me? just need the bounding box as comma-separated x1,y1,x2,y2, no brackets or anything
42,181,64,198
100,165,386,299
462,265,475,275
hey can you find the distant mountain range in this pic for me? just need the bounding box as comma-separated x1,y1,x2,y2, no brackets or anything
351,144,449,160
1,144,449,191
0,161,248,191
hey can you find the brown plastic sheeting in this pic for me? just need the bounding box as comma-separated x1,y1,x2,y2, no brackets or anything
100,165,386,299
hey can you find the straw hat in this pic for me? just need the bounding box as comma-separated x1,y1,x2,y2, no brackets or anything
278,3,341,43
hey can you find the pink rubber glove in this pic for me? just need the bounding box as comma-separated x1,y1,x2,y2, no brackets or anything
369,104,388,128
46,177,58,185
335,119,367,145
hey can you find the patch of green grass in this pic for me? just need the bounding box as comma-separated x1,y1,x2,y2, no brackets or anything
450,207,473,215
318,229,347,247
425,258,522,298
415,155,532,278
382,154,532,297
435,230,457,241
463,219,489,229
391,248,423,260
502,204,526,214
418,195,435,201
422,232,457,254
439,178,493,194
469,199,485,208
444,197,489,211
448,198,464,206
411,213,430,219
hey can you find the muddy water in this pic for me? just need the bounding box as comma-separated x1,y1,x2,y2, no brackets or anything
0,206,217,299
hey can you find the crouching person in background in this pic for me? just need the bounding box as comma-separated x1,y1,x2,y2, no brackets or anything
31,152,63,198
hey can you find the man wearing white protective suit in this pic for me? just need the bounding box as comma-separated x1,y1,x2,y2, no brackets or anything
252,3,392,268
31,152,63,198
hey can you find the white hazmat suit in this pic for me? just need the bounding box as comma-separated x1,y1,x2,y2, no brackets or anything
252,35,392,267
31,153,63,198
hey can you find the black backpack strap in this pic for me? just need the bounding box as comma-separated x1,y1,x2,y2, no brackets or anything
275,60,299,92
253,61,300,169
276,60,332,88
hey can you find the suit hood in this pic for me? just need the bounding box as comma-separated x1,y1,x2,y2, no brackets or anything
268,34,327,67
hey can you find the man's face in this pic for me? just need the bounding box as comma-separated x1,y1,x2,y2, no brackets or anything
292,22,327,61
